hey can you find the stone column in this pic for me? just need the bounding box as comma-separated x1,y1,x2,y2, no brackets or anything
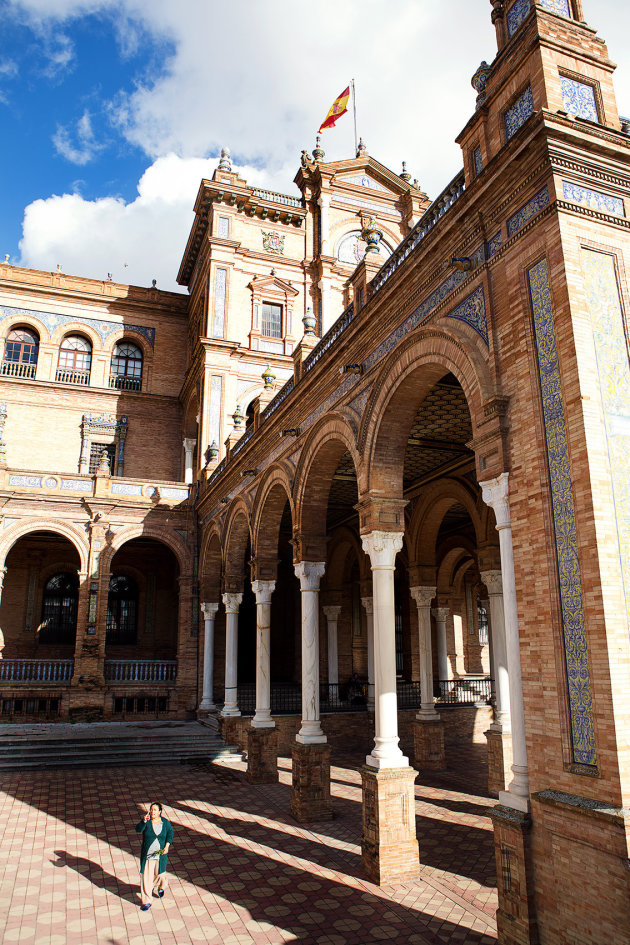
199,602,219,712
480,472,529,812
481,569,513,797
183,437,196,485
323,604,341,693
221,592,242,718
410,586,445,770
247,580,278,783
432,606,450,683
291,561,331,821
0,567,6,657
361,596,375,711
318,277,331,334
360,531,419,885
318,193,330,254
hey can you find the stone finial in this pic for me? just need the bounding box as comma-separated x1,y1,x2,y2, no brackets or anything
356,137,367,157
56,264,62,272
360,216,383,254
232,403,244,429
400,161,412,183
151,279,157,288
98,449,111,476
312,135,325,162
3,255,10,264
206,440,219,464
302,307,317,336
218,147,232,171
471,61,492,108
261,365,275,391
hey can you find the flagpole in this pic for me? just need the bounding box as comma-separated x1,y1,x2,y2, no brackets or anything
352,78,358,157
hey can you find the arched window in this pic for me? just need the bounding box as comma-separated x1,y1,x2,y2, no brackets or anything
40,573,79,645
106,575,138,645
2,327,39,378
57,335,92,385
110,341,143,391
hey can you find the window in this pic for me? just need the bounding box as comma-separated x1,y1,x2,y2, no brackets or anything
2,327,39,378
89,442,116,475
477,595,489,646
107,575,138,645
262,302,282,338
57,335,92,384
40,573,79,645
110,341,143,391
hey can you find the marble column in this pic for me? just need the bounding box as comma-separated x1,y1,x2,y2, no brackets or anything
481,568,513,797
411,586,445,770
183,437,196,485
292,560,331,821
361,596,375,711
480,472,529,812
360,531,419,885
221,592,242,718
251,580,275,729
199,602,219,711
323,604,341,693
432,606,450,684
0,568,6,658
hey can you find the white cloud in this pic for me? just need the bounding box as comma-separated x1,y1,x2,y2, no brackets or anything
17,153,296,291
52,109,103,164
0,60,19,78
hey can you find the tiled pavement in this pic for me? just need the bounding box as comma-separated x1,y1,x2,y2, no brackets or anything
0,744,498,945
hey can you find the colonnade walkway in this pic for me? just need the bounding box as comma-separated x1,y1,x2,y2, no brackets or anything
0,746,498,945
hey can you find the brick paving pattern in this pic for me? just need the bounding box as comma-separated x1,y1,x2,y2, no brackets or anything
0,746,497,945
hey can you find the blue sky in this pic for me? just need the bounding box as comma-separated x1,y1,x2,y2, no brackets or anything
1,0,629,292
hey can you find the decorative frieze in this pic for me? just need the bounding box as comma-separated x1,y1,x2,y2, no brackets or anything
488,231,503,257
507,185,550,237
0,305,155,347
562,182,624,217
447,286,488,344
504,85,535,141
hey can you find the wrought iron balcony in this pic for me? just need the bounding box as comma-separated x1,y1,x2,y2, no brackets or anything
109,374,142,391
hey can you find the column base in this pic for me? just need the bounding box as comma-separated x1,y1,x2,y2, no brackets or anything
291,743,333,822
246,726,278,784
360,765,419,885
219,716,243,750
413,718,445,770
485,728,513,797
490,805,539,945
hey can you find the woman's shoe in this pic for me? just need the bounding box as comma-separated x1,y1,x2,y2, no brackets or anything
157,890,165,898
141,904,151,911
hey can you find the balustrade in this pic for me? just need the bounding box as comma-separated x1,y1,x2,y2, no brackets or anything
0,659,73,682
109,374,141,391
55,368,90,385
1,361,36,379
104,660,177,683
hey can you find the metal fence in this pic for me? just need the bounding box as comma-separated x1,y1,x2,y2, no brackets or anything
437,677,492,704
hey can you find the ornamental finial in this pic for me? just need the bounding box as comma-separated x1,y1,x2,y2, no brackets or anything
356,137,367,158
218,147,232,171
312,136,325,162
400,161,412,183
261,365,276,391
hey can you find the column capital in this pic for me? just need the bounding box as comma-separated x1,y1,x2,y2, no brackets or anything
222,592,243,614
431,606,450,622
200,602,220,620
360,596,373,615
480,472,511,530
183,437,197,451
251,580,275,603
410,585,436,610
317,193,330,209
361,530,404,569
480,569,503,595
323,604,342,621
294,560,326,591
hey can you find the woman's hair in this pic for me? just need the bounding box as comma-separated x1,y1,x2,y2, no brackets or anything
150,802,163,813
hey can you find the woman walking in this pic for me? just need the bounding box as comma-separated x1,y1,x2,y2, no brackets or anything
135,802,174,910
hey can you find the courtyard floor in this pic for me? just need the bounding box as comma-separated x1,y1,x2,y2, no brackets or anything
0,744,498,945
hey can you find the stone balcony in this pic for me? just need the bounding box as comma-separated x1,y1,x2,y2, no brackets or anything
0,467,190,505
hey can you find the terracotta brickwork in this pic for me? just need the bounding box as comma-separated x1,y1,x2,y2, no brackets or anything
290,742,333,822
246,726,279,784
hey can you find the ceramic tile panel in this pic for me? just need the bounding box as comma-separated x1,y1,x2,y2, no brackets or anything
504,86,535,141
561,78,598,122
562,182,624,217
507,185,550,237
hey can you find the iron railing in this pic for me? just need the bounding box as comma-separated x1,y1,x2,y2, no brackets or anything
0,659,74,683
104,660,177,683
109,374,142,391
437,677,492,704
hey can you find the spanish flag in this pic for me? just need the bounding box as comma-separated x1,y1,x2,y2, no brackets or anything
319,86,350,132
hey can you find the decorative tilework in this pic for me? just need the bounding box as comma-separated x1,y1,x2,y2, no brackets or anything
8,475,42,488
213,268,227,338
562,182,624,217
528,257,596,767
540,0,571,16
561,78,598,122
110,482,143,496
61,478,92,492
160,487,190,500
488,232,503,258
504,85,535,140
473,147,483,177
0,306,155,347
506,0,531,37
447,287,488,343
507,185,550,237
581,249,630,632
209,374,223,449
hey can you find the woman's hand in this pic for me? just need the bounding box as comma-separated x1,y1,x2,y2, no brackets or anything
143,811,150,822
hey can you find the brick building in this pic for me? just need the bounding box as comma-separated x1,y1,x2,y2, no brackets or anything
1,0,630,942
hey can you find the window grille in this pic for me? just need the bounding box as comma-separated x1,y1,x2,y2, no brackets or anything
89,442,116,475
110,341,142,390
106,575,139,645
40,573,79,645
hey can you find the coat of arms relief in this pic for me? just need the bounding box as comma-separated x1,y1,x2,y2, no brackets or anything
261,230,285,254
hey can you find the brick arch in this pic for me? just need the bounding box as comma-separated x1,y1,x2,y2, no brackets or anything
359,329,492,497
294,413,363,544
0,519,89,572
50,322,105,352
0,312,52,344
100,524,191,577
199,527,223,601
251,465,294,564
223,499,252,593
325,527,367,588
437,546,475,596
407,477,484,567
103,328,153,361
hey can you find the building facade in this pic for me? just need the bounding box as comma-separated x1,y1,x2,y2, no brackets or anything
1,0,630,942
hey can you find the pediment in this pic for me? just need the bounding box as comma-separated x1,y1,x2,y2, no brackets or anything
335,173,390,193
248,273,299,297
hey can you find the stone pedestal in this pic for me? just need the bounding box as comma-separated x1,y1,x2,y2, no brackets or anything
413,718,446,770
247,726,278,784
361,765,420,885
291,743,333,822
486,729,513,797
490,805,539,945
220,715,242,749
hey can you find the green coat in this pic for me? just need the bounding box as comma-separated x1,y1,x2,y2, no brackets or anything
135,817,173,874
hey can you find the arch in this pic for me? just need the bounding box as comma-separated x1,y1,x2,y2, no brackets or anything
100,523,192,577
325,526,368,588
0,312,51,345
50,322,103,351
104,328,154,362
407,476,486,567
199,526,223,601
359,329,494,497
437,546,476,597
0,519,89,572
223,499,252,592
333,227,395,266
294,413,363,539
251,465,295,563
